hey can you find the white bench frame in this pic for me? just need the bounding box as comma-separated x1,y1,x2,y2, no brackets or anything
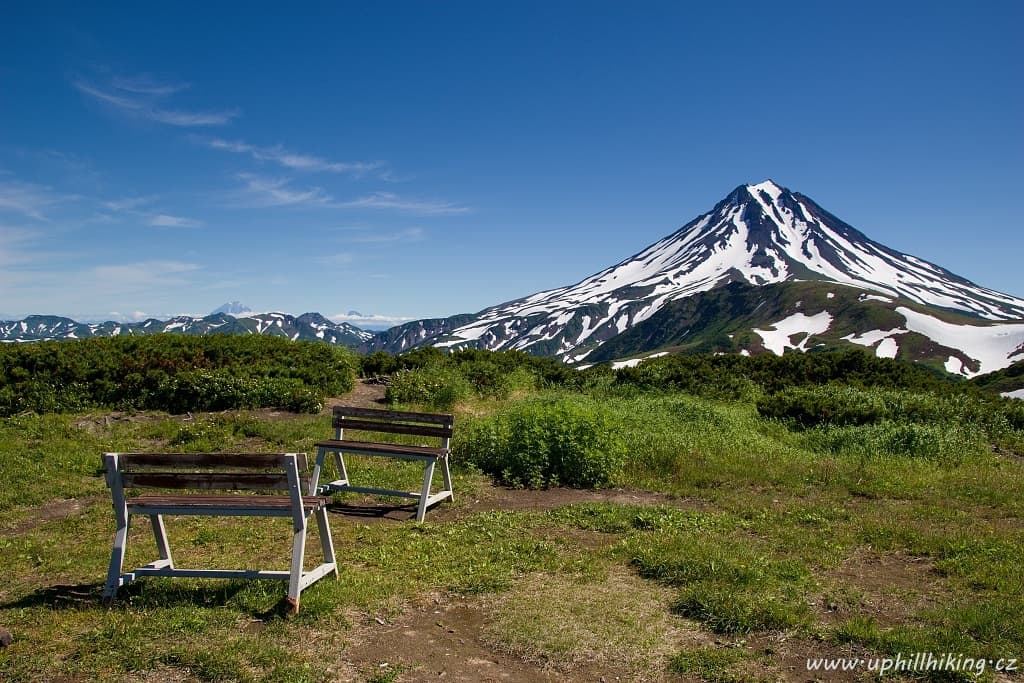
102,452,337,613
311,407,454,522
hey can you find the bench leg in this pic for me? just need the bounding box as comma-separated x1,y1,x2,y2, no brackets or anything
440,455,454,503
315,507,338,579
287,519,308,614
309,450,324,496
333,451,350,486
416,460,437,523
103,515,130,603
150,515,175,568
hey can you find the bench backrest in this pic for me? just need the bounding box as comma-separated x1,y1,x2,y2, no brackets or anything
103,452,308,492
331,406,454,442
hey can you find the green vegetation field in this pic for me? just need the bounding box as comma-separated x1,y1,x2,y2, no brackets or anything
1,340,1022,681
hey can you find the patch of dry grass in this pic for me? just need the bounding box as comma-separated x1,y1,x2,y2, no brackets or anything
481,567,701,681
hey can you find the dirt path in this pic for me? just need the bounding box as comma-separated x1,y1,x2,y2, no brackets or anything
339,595,570,683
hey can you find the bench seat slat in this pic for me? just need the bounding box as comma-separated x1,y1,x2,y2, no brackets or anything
332,406,453,425
119,452,307,469
122,472,292,490
128,493,327,511
315,439,448,458
335,418,452,438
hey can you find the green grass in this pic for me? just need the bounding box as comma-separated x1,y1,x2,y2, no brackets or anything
669,645,750,682
2,383,1023,681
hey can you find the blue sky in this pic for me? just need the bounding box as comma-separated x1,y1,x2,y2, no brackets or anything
2,1,1022,328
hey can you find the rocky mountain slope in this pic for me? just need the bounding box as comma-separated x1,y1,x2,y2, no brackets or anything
367,181,1024,376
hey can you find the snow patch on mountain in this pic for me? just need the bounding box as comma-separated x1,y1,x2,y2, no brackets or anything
946,356,965,374
611,352,669,370
842,328,907,358
843,328,906,347
876,337,899,359
754,311,833,356
896,307,1024,376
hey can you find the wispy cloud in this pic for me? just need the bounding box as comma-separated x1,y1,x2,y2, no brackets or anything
99,195,203,228
150,214,203,228
206,138,383,175
229,175,468,215
107,310,153,322
92,261,201,289
334,192,470,215
74,75,238,127
0,180,79,220
110,74,189,96
150,109,239,127
102,195,159,212
329,311,415,329
341,227,425,244
233,173,332,208
0,226,39,266
315,252,355,266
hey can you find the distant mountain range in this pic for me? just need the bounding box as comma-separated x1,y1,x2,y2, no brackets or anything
4,181,1024,382
0,310,372,347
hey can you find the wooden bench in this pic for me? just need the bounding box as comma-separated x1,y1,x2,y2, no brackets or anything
102,452,337,614
311,407,454,522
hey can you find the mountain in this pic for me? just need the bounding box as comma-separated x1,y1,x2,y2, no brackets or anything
368,180,1024,376
0,311,373,347
211,301,253,316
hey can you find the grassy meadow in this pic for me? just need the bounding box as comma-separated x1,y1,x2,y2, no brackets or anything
1,341,1022,681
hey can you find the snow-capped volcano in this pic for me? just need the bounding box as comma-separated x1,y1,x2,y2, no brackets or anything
211,301,253,316
370,180,1024,371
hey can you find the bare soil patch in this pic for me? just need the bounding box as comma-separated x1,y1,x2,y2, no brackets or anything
744,633,882,683
3,496,102,536
338,591,677,683
818,549,945,627
338,594,562,682
325,381,388,411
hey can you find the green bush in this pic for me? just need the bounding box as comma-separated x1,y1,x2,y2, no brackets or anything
616,348,952,399
158,372,323,413
756,385,889,427
456,396,626,488
385,366,473,409
0,335,354,415
804,421,988,462
757,385,1023,442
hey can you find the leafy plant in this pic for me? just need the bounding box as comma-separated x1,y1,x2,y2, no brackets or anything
456,395,627,488
0,335,354,415
384,366,473,409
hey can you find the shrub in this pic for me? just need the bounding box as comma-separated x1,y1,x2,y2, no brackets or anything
158,372,323,414
0,335,354,415
804,421,987,462
757,385,1024,448
456,396,626,488
756,385,888,427
616,348,952,399
385,366,473,409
